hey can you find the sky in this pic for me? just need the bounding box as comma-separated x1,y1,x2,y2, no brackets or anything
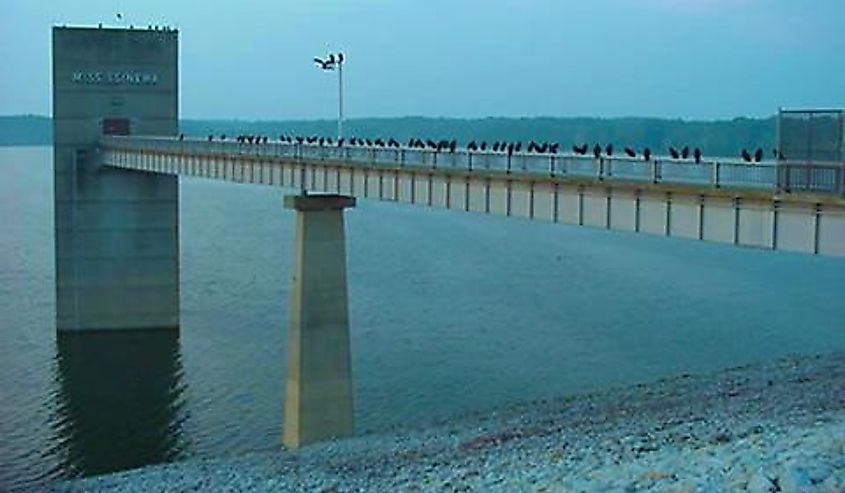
1,0,843,120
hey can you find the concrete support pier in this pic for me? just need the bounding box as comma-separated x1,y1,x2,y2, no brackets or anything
282,194,356,448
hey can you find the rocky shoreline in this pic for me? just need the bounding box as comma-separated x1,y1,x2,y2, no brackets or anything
50,351,845,492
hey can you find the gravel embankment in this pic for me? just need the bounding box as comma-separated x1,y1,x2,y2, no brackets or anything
50,351,845,492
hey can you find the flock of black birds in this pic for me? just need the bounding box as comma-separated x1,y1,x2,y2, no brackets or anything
188,133,775,163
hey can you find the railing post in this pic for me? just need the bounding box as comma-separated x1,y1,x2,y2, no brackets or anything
468,151,473,172
549,155,555,177
712,161,721,188
805,165,811,192
506,155,512,174
652,160,659,184
839,165,845,197
598,158,604,181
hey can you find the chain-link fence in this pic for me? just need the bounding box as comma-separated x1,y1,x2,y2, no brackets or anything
778,109,844,164
776,109,844,194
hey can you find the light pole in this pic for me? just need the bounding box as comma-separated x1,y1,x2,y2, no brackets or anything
314,52,345,140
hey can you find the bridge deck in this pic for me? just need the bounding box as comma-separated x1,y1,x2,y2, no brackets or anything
100,136,845,257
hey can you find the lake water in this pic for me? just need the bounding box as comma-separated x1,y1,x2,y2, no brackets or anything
1,146,843,491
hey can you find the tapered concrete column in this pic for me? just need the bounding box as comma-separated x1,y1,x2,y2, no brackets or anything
283,194,356,448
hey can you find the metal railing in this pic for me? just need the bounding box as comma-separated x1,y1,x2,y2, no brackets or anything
100,135,845,196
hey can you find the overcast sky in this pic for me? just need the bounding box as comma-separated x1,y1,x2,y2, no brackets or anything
1,0,843,120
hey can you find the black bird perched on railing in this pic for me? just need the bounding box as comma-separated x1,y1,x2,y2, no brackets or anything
624,147,636,158
374,138,384,147
507,143,514,156
539,143,549,154
669,147,680,159
338,138,345,147
178,133,184,141
427,140,437,149
681,146,689,159
480,142,487,151
262,136,268,144
572,144,588,155
207,135,213,141
741,149,752,162
693,148,702,164
549,143,559,154
295,136,304,144
516,142,523,153
493,142,500,152
365,138,373,146
450,140,457,153
219,134,226,141
318,137,325,146
593,144,602,159
605,143,613,156
643,148,652,161
467,141,477,151
754,148,763,163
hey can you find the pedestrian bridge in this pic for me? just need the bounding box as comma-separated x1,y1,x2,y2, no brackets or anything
100,135,845,257
53,25,845,454
84,135,845,448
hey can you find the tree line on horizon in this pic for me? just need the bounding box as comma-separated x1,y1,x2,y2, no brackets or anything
0,114,775,158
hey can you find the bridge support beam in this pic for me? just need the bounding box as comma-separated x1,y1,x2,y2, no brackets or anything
282,194,356,448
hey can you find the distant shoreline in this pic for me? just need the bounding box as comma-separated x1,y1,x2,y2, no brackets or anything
51,350,845,492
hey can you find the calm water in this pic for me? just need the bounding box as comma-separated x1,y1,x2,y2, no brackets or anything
1,146,843,491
